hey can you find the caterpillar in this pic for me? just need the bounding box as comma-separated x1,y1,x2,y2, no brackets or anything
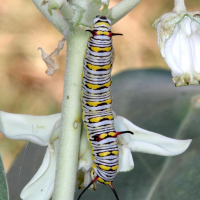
79,16,133,200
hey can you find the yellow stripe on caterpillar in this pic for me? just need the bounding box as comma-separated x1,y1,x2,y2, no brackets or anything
92,163,97,169
97,178,111,185
108,132,116,137
112,151,119,155
92,155,95,161
91,148,94,154
86,131,93,146
104,31,109,36
90,46,112,52
87,63,111,71
99,151,110,157
82,111,85,120
99,165,110,171
86,131,90,139
86,81,111,90
97,177,105,183
90,116,104,122
112,165,118,171
96,31,109,35
89,115,113,123
96,22,109,27
86,99,112,107
104,181,111,185
100,133,108,139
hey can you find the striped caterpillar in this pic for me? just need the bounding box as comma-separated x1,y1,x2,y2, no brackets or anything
78,16,133,200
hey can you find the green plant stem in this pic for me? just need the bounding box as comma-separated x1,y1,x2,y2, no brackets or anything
107,0,142,25
52,26,88,200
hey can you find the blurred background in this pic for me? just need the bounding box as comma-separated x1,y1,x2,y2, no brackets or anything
0,0,200,198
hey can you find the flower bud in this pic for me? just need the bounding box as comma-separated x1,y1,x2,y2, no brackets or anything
154,12,200,87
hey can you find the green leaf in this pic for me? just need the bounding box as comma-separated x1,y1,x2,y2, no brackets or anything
0,154,9,200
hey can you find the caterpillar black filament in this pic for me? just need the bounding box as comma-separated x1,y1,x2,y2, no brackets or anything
79,16,133,200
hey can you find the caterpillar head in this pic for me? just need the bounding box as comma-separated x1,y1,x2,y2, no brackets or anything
93,16,111,31
86,16,122,37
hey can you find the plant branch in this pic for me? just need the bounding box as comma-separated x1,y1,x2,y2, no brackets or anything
32,0,69,35
107,0,142,25
52,26,89,200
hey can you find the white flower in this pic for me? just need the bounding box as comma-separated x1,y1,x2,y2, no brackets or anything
0,111,192,199
154,6,200,87
0,111,61,200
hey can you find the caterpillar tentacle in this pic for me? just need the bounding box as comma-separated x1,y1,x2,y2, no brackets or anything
109,182,120,200
77,176,99,200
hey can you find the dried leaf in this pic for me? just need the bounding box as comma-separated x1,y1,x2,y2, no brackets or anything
38,38,66,76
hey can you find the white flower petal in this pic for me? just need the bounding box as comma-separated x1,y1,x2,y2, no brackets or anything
178,17,193,74
181,16,192,36
78,149,93,172
165,24,184,76
114,116,192,156
118,145,134,172
77,128,94,189
0,111,61,146
165,17,197,77
127,140,184,156
78,128,93,171
81,171,92,188
191,20,200,73
20,140,58,200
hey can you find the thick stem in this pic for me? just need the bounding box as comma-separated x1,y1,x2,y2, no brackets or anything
107,0,142,25
173,0,186,13
52,26,88,200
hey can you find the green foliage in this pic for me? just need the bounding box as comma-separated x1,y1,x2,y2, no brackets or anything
0,154,9,200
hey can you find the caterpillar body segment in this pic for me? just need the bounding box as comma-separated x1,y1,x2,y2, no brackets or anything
79,16,133,200
82,16,118,185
